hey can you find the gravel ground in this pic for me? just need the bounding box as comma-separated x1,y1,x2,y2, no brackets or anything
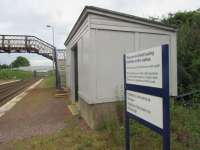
0,80,15,85
0,82,70,149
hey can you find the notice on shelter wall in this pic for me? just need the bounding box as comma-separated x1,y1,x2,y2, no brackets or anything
126,90,163,129
126,46,162,88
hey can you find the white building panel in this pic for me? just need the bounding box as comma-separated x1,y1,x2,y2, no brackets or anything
78,30,94,103
95,30,134,103
64,6,178,104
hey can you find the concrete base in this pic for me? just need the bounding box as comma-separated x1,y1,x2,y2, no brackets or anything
79,98,119,129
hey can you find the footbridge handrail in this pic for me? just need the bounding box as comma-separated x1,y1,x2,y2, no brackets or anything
0,35,55,60
0,34,61,89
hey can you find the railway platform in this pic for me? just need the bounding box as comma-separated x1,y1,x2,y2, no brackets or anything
0,78,70,149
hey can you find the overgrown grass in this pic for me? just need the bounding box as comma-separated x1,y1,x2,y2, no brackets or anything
41,71,55,88
6,116,122,150
0,69,33,80
170,104,200,150
4,102,200,150
97,102,200,150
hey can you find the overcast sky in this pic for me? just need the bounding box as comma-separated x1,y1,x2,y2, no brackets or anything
0,0,199,66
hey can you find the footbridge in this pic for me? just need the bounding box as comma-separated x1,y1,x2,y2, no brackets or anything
0,35,61,88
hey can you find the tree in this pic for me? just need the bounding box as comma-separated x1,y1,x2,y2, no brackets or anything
11,56,30,68
0,64,10,69
161,9,200,93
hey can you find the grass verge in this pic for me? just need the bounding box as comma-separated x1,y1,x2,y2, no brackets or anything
0,69,33,80
6,116,123,150
3,102,200,150
40,71,55,88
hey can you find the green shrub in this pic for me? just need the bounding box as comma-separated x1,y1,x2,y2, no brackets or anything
97,113,124,146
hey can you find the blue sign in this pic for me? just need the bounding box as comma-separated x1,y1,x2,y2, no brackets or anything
124,44,170,150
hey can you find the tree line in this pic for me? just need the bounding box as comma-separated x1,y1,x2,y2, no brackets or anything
0,56,30,69
159,8,200,94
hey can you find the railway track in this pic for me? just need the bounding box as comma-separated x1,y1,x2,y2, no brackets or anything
0,79,39,107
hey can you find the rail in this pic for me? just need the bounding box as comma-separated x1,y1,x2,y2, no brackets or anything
0,79,39,106
176,90,200,107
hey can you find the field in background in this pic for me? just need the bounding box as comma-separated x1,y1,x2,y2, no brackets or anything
0,69,33,80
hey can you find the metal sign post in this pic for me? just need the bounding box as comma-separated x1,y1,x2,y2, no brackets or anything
124,44,170,150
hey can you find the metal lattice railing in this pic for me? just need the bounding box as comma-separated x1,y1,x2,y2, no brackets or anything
0,35,55,60
0,34,61,89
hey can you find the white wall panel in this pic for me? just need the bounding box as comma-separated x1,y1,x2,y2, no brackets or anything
138,33,177,96
95,30,134,103
78,30,92,103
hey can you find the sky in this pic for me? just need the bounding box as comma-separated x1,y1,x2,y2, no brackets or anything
0,0,199,66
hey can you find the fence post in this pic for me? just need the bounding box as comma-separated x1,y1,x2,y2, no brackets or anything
124,55,130,150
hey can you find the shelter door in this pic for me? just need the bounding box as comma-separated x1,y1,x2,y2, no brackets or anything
72,44,79,101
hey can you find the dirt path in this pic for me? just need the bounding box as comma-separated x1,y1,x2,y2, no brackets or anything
0,80,70,149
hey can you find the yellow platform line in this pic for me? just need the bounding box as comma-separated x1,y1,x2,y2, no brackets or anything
68,103,79,116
